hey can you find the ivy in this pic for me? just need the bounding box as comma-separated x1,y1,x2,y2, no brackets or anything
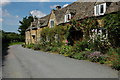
40,25,70,46
40,11,119,48
103,11,120,47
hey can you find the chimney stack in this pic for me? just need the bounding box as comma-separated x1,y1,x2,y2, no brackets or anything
56,6,61,10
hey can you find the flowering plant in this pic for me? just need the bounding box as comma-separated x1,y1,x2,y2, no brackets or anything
65,40,68,43
64,40,69,45
87,51,104,62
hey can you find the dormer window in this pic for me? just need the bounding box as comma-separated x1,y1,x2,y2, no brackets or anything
94,3,106,16
50,19,54,28
64,14,71,22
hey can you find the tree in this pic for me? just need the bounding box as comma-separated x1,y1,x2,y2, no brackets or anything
18,16,33,39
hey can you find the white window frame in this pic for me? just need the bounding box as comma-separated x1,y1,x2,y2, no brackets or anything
99,3,106,15
64,14,71,22
94,3,106,16
50,19,54,28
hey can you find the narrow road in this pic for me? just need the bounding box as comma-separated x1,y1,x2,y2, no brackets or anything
3,45,118,78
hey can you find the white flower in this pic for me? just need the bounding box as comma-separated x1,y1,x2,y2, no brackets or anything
92,29,94,32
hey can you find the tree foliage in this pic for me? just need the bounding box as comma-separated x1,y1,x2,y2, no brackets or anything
18,16,33,36
2,30,23,43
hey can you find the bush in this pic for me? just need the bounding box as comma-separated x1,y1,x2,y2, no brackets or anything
72,51,90,60
107,48,120,70
59,45,74,56
43,46,53,52
88,39,110,54
59,45,71,54
59,41,90,57
73,41,89,52
50,47,59,52
87,51,106,62
26,43,34,49
33,44,42,50
22,43,26,48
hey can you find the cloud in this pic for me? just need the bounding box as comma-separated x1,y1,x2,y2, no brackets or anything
1,9,19,19
63,4,69,7
0,0,10,6
16,15,19,18
50,4,60,9
0,18,3,22
30,10,46,18
2,8,22,32
0,8,10,17
2,9,10,17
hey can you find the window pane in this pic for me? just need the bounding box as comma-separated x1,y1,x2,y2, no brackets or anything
51,20,54,27
68,14,70,20
96,5,99,15
100,5,104,13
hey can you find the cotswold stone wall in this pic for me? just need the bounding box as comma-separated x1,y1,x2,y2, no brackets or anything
25,31,31,44
48,10,57,28
36,28,43,43
25,28,45,44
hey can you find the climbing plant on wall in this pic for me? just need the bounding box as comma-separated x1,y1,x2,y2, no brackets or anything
40,25,70,46
79,17,98,40
103,11,120,47
70,17,98,41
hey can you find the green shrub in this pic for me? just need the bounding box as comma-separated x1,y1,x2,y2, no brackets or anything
72,51,90,60
44,46,53,52
59,45,74,56
99,60,106,64
107,48,120,70
26,43,34,49
22,43,26,48
40,44,51,52
112,58,120,70
50,47,59,52
72,52,83,59
40,25,69,46
88,39,110,54
59,41,90,57
33,44,42,50
73,41,89,52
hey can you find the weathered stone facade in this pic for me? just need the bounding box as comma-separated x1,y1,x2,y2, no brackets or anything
48,10,57,28
25,1,120,44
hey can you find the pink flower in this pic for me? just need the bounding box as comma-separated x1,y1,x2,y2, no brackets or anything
65,40,68,43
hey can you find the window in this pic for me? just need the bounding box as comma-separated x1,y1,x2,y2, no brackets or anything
100,5,104,13
50,19,54,28
94,3,106,16
32,35,35,39
64,14,71,22
90,28,108,42
67,14,70,20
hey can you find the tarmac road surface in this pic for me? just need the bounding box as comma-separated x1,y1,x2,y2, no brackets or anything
2,45,119,78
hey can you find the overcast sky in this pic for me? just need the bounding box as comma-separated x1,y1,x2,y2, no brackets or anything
1,0,77,33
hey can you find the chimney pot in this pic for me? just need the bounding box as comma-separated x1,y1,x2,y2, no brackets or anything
56,6,61,10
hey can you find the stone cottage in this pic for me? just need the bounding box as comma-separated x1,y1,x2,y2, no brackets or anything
25,1,120,44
